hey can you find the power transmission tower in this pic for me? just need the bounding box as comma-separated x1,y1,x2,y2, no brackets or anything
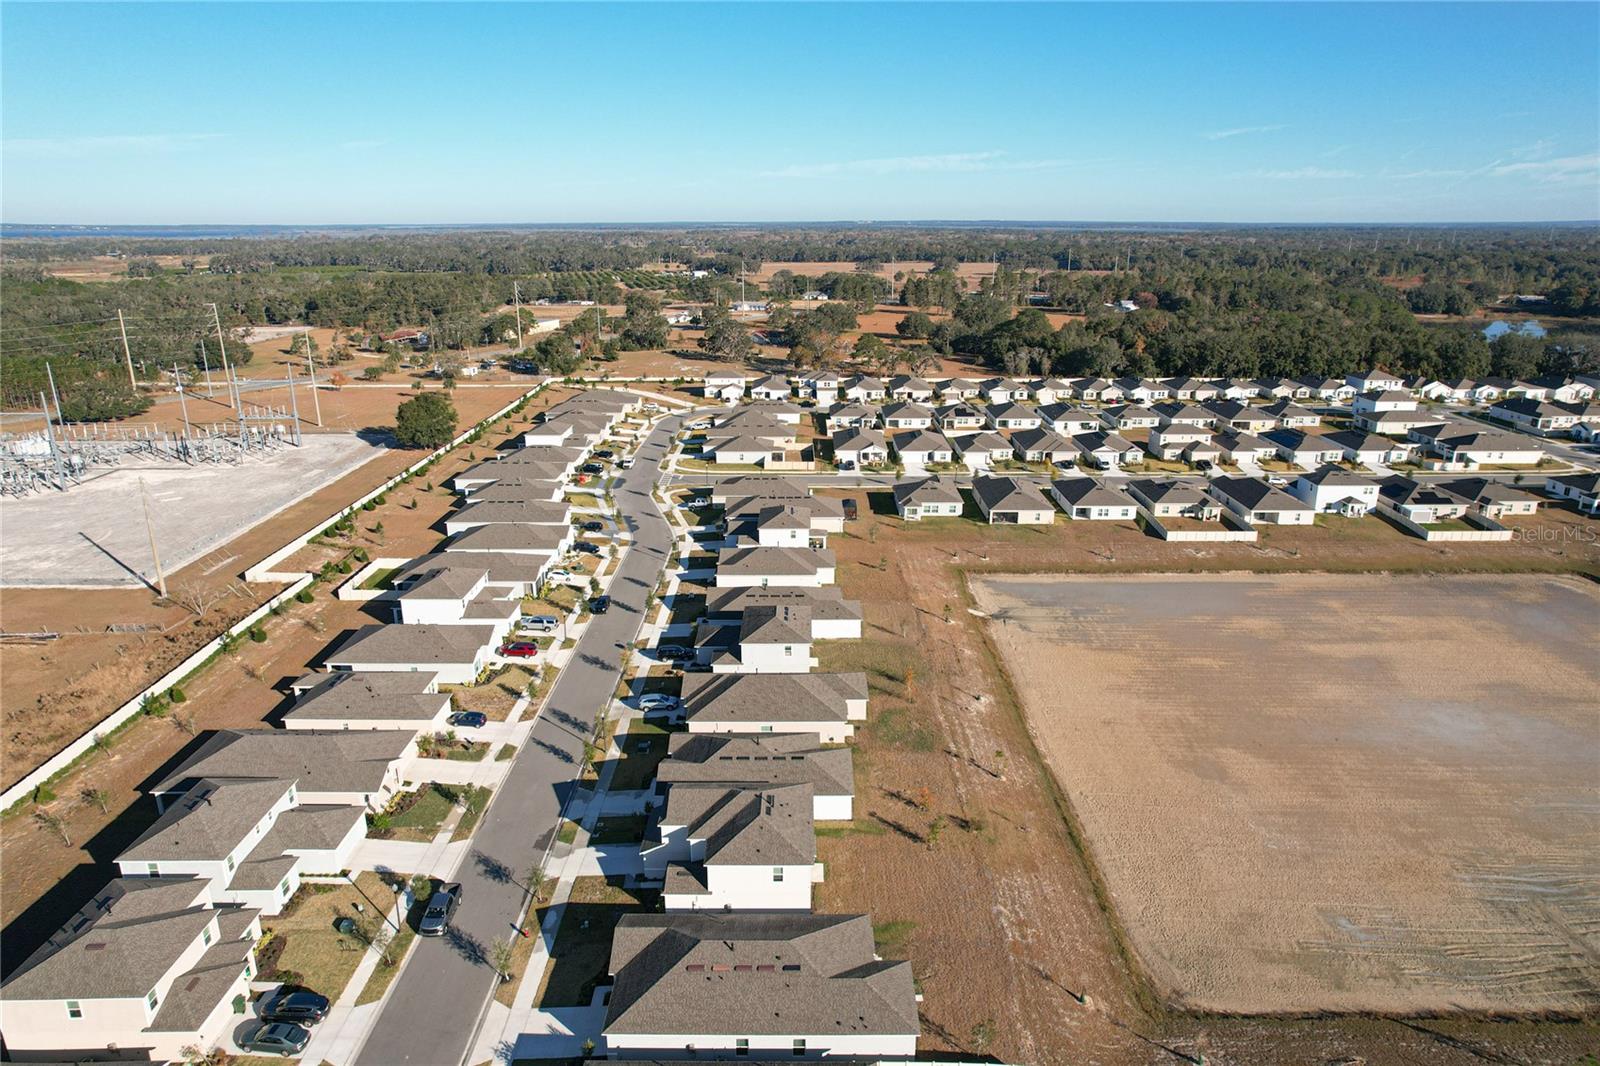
305,349,323,427
139,476,167,597
513,282,524,349
209,302,238,409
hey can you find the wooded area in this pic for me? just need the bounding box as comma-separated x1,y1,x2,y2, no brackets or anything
3,226,1596,415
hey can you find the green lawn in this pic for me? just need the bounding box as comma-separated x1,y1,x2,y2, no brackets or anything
588,814,648,845
384,784,458,842
449,786,493,842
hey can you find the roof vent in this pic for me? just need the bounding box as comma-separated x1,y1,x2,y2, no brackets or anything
84,942,107,951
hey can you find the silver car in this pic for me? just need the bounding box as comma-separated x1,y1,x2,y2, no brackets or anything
418,882,461,937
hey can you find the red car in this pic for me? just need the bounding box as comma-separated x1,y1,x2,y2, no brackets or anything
500,641,539,659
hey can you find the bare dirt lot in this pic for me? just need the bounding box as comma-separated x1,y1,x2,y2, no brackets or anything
814,494,1600,1064
971,572,1600,1016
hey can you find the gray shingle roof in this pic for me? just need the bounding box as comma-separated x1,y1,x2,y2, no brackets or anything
972,475,1052,514
704,586,862,624
1053,479,1135,509
715,547,835,577
739,604,812,646
152,729,413,797
892,475,963,508
327,624,496,667
1210,476,1313,512
659,733,854,799
659,782,815,865
680,673,867,724
3,878,225,1001
604,912,917,1038
120,778,291,864
447,500,573,526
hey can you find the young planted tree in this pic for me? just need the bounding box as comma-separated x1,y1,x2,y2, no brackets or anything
33,809,71,846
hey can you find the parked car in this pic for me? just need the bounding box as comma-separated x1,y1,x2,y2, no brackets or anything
500,642,539,659
581,462,604,474
689,419,713,430
618,456,635,468
838,459,857,471
573,541,600,555
520,614,561,633
1195,459,1215,472
595,449,615,459
448,711,488,729
260,991,330,1025
842,498,859,521
686,496,710,508
590,595,611,614
240,1021,311,1056
418,882,462,936
638,693,681,712
656,644,692,662
581,520,606,533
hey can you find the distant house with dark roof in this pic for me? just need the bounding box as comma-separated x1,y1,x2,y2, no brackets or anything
1208,476,1315,525
281,671,452,732
601,912,918,1060
893,476,964,521
1051,478,1138,521
971,475,1054,524
1545,472,1600,513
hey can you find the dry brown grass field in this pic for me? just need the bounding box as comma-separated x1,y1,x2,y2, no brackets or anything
814,490,1599,1065
971,571,1600,1016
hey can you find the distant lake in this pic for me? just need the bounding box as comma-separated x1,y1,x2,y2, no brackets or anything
1482,319,1547,340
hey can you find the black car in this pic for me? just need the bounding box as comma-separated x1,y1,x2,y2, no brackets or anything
657,644,693,662
261,990,330,1025
573,541,600,555
240,1021,311,1056
581,520,606,533
590,595,611,614
595,449,615,458
581,462,604,474
448,710,488,729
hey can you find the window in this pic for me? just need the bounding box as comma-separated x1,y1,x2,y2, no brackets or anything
783,645,792,656
793,1040,806,1056
147,990,159,1011
225,855,235,873
146,863,160,877
759,725,774,733
736,1039,750,1056
772,866,784,882
202,927,212,946
66,1001,82,1020
279,877,291,897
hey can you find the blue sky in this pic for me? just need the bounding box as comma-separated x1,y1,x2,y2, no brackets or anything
3,2,1597,224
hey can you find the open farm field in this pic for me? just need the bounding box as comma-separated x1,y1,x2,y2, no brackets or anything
813,488,1600,1064
971,572,1600,1016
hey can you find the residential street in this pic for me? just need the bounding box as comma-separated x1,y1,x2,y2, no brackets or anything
352,412,682,1066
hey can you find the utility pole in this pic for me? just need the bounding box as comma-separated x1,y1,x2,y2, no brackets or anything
39,391,66,487
513,281,524,350
197,336,215,395
139,477,167,598
172,364,192,435
209,302,237,409
286,360,303,444
304,351,323,427
117,309,136,389
45,361,64,424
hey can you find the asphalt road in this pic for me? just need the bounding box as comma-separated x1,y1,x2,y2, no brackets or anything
353,412,682,1066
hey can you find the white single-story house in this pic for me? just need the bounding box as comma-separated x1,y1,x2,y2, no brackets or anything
1209,476,1315,525
971,475,1054,524
880,401,935,430
1147,424,1211,460
831,427,889,467
1071,431,1141,469
892,430,956,470
1100,404,1161,431
955,431,1014,471
1544,472,1600,513
893,476,964,520
1126,479,1221,520
1051,478,1138,520
324,624,497,686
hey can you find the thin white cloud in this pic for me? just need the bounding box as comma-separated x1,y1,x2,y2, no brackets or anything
1490,153,1599,185
1203,124,1286,141
758,151,1087,179
3,133,222,159
1254,166,1360,180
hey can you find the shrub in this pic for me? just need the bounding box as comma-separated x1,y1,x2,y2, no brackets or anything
169,686,187,703
335,560,352,574
295,589,314,604
32,784,56,804
353,548,369,563
248,627,267,643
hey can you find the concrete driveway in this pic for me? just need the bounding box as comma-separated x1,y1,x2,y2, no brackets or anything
351,412,682,1066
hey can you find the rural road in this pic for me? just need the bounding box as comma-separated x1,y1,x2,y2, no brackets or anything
353,412,682,1066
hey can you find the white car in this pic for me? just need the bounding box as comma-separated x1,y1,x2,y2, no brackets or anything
685,496,710,508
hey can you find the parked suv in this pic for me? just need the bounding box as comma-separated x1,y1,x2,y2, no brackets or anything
520,614,561,633
418,882,462,936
